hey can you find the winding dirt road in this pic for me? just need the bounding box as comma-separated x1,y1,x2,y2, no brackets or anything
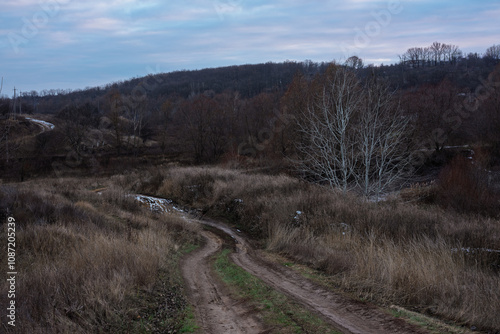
181,229,267,333
197,218,428,334
141,195,429,334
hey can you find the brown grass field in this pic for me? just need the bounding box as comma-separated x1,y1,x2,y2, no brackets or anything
1,164,499,332
1,175,200,333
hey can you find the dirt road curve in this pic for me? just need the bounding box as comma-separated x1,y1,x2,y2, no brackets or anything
137,195,428,334
190,217,428,334
181,229,267,334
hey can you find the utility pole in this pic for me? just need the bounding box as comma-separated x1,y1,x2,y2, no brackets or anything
5,123,9,163
12,87,17,119
19,90,22,115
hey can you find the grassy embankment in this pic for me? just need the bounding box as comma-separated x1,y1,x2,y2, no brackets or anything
135,166,500,332
0,175,200,333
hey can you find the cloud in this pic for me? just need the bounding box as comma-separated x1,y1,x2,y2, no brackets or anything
2,0,41,8
1,0,499,92
47,31,75,45
78,17,124,31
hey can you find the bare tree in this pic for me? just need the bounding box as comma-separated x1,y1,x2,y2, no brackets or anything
57,103,100,158
126,100,146,155
441,44,462,64
430,41,443,65
179,94,222,162
485,44,500,60
441,44,451,62
398,53,408,66
0,76,11,164
357,78,412,198
108,91,124,154
280,73,309,157
345,56,364,69
206,103,228,161
295,65,413,197
296,65,362,192
405,47,421,68
401,43,461,68
448,44,462,64
423,47,431,66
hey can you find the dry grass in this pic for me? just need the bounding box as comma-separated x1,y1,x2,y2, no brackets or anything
135,165,500,331
268,207,500,331
0,175,200,333
344,236,500,327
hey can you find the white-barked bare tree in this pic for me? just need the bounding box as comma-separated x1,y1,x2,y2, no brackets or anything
295,64,413,198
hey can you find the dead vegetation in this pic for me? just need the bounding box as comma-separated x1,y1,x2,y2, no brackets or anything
0,175,200,333
134,165,500,332
2,163,499,332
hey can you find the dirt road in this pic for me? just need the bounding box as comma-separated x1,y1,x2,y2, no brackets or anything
198,218,427,334
140,195,428,333
181,228,267,334
25,117,55,133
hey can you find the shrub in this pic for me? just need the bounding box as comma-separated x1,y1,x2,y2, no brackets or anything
437,155,499,216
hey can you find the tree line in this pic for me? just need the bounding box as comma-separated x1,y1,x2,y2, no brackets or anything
1,42,500,194
399,42,463,67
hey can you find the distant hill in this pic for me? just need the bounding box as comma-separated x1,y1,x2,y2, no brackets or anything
32,61,331,114
23,52,497,116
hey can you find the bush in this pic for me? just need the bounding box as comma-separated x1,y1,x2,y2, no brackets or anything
437,155,500,216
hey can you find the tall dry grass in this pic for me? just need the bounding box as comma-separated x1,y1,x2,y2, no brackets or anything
0,175,199,333
346,236,500,327
266,208,500,331
135,165,500,331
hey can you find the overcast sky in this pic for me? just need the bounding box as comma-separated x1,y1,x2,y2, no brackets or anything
1,0,499,94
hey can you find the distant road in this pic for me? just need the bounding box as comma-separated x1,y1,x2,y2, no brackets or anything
25,117,55,133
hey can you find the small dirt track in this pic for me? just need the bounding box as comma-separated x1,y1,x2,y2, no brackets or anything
197,218,428,334
181,229,267,334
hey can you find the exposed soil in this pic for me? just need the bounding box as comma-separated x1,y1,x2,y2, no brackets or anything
181,229,268,334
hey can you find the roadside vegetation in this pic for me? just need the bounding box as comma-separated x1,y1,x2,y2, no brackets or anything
134,165,500,332
214,248,341,334
0,175,200,333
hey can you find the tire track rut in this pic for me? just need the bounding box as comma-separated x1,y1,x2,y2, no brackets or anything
181,229,267,334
